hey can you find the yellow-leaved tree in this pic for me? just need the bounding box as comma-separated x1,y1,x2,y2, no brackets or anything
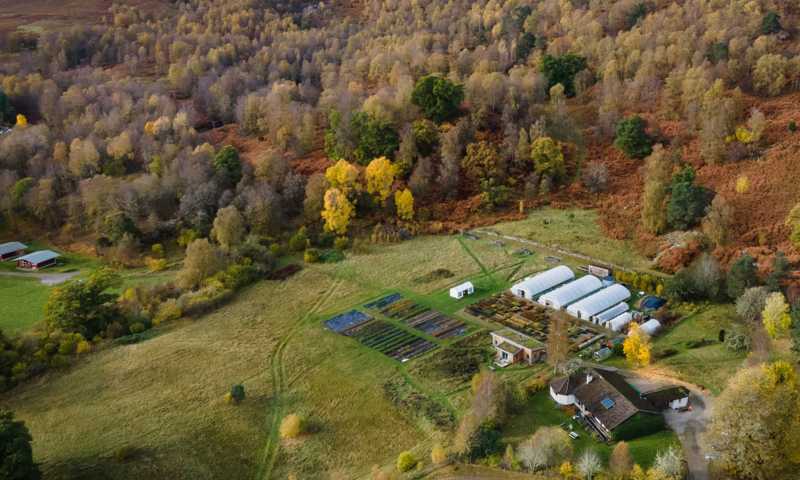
325,159,360,195
735,175,750,194
15,114,27,128
623,322,651,367
395,188,414,221
762,291,791,339
365,156,397,204
321,188,354,235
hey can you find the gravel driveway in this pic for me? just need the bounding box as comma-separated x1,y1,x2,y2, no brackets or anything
0,270,79,285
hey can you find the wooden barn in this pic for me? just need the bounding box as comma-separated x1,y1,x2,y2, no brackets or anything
16,250,60,270
0,241,27,260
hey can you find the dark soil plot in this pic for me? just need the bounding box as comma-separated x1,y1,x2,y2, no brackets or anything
347,319,437,361
325,310,372,334
364,293,403,310
379,299,428,320
404,310,468,339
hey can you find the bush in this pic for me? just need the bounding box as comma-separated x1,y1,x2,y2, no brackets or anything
230,384,246,404
396,451,417,472
288,227,309,252
333,236,349,251
129,322,146,334
614,116,653,159
789,121,797,133
280,413,302,439
145,257,168,272
304,248,320,263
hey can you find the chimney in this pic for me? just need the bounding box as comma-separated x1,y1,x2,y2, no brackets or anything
586,373,593,384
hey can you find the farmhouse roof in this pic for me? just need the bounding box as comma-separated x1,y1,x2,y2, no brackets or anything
495,341,521,356
450,281,474,292
492,327,543,350
552,368,658,431
0,241,26,256
640,386,690,409
17,250,60,264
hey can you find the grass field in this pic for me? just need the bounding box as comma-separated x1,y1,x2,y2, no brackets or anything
2,231,537,479
0,221,721,479
502,390,679,468
489,208,652,271
0,276,50,332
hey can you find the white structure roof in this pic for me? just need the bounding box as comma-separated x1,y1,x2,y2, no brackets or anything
608,312,633,332
538,275,602,310
450,281,474,298
0,241,26,256
511,265,574,300
566,284,631,320
639,319,662,336
593,302,629,324
17,250,60,264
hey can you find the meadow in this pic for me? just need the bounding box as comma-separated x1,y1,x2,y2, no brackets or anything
0,222,727,478
0,276,50,332
488,208,653,271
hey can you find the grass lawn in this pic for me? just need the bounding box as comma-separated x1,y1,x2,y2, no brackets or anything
488,208,653,272
0,276,50,332
645,304,746,394
502,390,679,468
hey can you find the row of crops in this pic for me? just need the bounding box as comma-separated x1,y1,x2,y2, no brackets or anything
346,319,437,362
366,293,469,340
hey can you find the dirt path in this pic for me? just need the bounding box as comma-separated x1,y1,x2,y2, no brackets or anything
0,270,79,285
254,278,343,480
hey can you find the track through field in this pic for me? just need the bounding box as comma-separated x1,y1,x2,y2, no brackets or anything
254,278,343,480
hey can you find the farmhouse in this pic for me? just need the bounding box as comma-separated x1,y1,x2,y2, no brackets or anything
566,284,631,320
537,275,602,310
510,265,574,300
16,250,60,270
549,367,664,441
0,241,27,260
490,327,545,367
449,281,474,299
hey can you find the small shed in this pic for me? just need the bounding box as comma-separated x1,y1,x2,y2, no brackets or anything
0,241,27,260
16,250,60,270
639,319,662,336
450,281,475,299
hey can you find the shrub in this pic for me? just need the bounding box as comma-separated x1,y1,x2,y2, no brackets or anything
761,11,781,35
288,227,309,252
230,384,246,404
333,236,349,251
614,116,653,159
789,121,797,133
280,413,302,439
431,444,447,465
304,248,320,263
396,451,417,472
154,299,181,325
129,322,146,334
145,257,168,272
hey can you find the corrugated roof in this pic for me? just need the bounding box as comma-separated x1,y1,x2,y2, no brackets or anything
567,284,631,319
511,265,574,298
17,250,60,264
538,275,602,308
0,241,27,256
